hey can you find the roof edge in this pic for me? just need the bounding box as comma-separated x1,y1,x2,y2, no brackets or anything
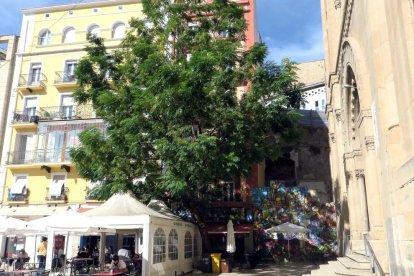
22,0,141,15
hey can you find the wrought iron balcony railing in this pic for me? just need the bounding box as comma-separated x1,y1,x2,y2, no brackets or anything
54,71,77,84
38,105,95,121
8,190,28,202
45,187,69,202
18,74,47,88
12,111,41,124
7,149,72,165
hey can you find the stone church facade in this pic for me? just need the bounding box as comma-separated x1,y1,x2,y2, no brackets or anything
321,0,414,274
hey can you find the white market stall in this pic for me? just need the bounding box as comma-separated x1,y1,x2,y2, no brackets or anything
26,210,115,270
83,192,201,276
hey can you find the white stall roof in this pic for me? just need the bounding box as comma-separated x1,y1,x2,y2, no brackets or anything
83,192,172,219
147,199,182,220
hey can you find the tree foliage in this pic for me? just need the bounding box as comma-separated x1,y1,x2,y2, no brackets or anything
73,0,303,227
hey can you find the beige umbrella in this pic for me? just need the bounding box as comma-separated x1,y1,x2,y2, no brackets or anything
0,216,26,233
226,220,236,253
265,222,309,259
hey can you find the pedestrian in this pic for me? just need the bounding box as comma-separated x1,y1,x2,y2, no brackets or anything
37,237,48,269
110,255,128,273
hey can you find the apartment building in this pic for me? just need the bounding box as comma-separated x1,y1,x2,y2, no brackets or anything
0,0,260,264
0,0,143,260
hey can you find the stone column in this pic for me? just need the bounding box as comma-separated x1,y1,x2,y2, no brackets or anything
346,170,361,239
355,169,370,233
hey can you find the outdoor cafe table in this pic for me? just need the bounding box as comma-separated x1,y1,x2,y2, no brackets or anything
69,258,94,275
7,269,38,276
92,271,124,276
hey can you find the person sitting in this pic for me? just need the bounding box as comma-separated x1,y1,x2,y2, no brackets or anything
131,252,142,272
77,246,89,258
117,249,130,260
17,249,29,259
110,255,128,273
14,250,29,270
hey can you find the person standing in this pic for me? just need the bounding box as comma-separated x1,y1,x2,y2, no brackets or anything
37,237,48,269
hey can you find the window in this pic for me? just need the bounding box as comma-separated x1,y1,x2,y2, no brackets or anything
315,100,319,110
49,174,66,198
193,233,199,257
112,23,126,39
218,30,229,38
23,97,38,117
45,131,65,162
60,95,75,119
222,181,234,201
10,175,28,195
88,25,100,38
64,129,79,161
153,228,166,264
93,8,98,13
63,27,76,43
322,99,326,111
39,30,51,45
168,229,178,260
6,236,26,258
64,60,78,82
13,134,35,164
184,231,192,259
29,63,42,84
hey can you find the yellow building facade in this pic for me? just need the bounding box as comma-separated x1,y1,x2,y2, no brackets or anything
0,0,143,259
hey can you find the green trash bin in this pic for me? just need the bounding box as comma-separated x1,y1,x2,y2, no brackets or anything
210,253,222,273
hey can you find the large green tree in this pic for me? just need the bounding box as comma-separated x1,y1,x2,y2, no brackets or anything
73,0,303,249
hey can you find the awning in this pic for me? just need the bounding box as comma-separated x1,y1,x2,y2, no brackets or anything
10,176,27,194
205,224,253,234
0,205,70,218
49,183,64,196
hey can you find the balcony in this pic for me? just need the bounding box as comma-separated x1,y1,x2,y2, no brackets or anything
45,187,68,203
6,149,72,165
38,105,95,121
7,190,29,204
12,111,40,124
17,74,46,92
54,71,78,88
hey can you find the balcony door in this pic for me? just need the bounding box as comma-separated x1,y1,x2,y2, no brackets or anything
23,97,38,117
29,63,42,85
49,174,66,200
64,129,79,161
64,61,77,82
60,95,74,119
45,131,64,162
13,134,35,164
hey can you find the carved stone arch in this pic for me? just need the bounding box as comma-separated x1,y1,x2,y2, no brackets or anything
340,42,361,149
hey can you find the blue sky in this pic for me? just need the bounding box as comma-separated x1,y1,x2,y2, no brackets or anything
0,0,324,63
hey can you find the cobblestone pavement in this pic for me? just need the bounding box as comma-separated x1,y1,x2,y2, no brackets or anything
187,262,322,276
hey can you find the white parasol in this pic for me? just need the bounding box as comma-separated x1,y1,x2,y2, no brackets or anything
226,220,236,253
265,222,309,259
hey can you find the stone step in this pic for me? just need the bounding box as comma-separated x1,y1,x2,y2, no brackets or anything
346,253,370,264
337,257,371,271
352,250,367,256
310,264,334,276
328,261,373,276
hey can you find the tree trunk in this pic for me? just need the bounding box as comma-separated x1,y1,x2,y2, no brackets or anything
199,225,212,253
184,190,212,253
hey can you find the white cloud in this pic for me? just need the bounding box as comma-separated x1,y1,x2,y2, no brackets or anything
266,26,325,63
